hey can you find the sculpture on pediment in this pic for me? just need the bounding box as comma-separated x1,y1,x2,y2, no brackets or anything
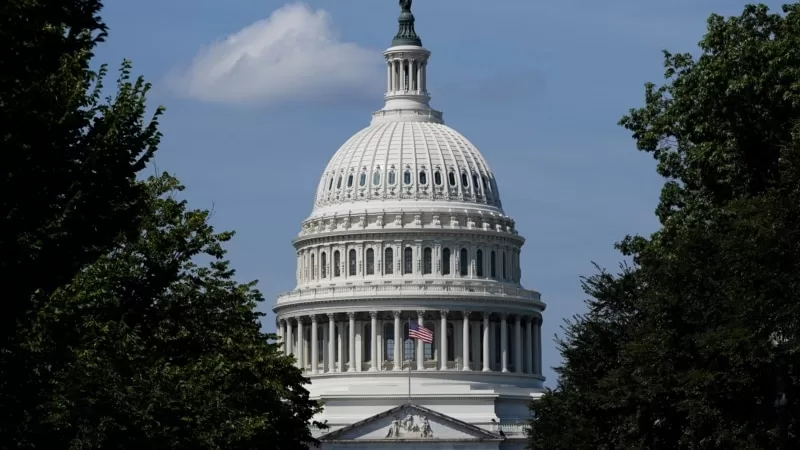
384,412,434,439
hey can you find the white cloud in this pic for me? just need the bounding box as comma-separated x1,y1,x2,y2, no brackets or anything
170,3,380,105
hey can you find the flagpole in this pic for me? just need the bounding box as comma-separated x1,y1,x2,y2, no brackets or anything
407,319,412,403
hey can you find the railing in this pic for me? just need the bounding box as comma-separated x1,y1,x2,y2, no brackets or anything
276,281,540,305
372,108,443,121
493,421,530,437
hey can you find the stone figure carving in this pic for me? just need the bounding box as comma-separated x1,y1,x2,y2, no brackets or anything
399,0,412,12
384,412,434,439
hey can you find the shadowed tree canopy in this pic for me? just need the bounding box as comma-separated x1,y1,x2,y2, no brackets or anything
1,1,323,448
530,3,800,449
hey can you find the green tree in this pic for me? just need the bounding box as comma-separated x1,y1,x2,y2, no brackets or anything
1,0,162,443
37,174,323,449
531,3,800,449
1,1,323,447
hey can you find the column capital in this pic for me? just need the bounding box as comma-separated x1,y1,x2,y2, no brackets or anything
369,310,379,319
393,310,402,318
463,311,472,319
500,312,508,320
482,311,491,319
417,310,426,318
440,310,449,318
347,312,356,319
326,313,335,320
310,314,318,323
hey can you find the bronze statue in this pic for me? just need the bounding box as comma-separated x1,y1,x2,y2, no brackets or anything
399,0,412,12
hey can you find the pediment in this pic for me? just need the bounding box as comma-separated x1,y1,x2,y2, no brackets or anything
319,404,502,442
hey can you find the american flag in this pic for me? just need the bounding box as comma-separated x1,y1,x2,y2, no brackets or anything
409,321,433,343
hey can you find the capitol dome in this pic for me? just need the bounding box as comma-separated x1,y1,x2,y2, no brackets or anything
312,121,503,216
274,2,544,448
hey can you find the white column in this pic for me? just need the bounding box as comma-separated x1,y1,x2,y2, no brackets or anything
526,317,534,373
393,311,402,371
285,319,294,358
387,61,391,92
416,311,424,370
471,322,480,371
310,315,318,374
327,314,335,373
337,320,344,372
501,313,509,373
535,317,542,375
280,320,288,355
297,318,305,370
462,312,471,370
482,313,490,371
440,310,448,370
514,316,523,374
370,311,378,371
322,319,329,371
348,312,356,372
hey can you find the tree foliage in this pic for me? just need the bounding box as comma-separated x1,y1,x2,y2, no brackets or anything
1,1,322,448
530,3,800,449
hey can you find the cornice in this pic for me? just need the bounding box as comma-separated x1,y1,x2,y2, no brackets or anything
293,227,525,248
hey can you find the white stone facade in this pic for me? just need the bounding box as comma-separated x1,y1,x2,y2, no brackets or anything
272,4,544,448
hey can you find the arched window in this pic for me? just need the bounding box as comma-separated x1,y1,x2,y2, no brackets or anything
434,171,442,186
321,252,327,278
459,248,468,276
507,323,515,371
347,174,353,187
448,171,457,186
423,247,432,274
349,249,357,276
317,326,325,364
476,249,483,277
328,177,334,190
363,323,372,362
490,251,496,278
473,174,480,193
384,323,395,361
447,322,455,362
403,247,413,274
373,170,381,185
502,251,507,279
359,172,367,187
336,176,342,189
494,325,501,365
388,169,396,185
403,170,412,185
442,248,451,275
403,323,416,362
366,248,375,275
424,321,436,360
419,170,427,185
461,172,469,187
482,177,488,192
311,254,316,280
384,247,394,274
334,251,341,277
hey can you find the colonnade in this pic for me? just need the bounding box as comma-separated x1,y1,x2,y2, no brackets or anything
276,310,542,376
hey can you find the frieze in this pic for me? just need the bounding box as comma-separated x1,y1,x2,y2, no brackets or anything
385,412,434,439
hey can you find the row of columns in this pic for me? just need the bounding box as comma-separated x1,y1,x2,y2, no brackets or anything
297,243,522,285
387,58,427,93
277,311,542,375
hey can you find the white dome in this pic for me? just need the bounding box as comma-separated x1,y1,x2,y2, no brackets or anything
312,121,502,214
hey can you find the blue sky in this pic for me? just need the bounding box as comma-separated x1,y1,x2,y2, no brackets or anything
95,0,785,386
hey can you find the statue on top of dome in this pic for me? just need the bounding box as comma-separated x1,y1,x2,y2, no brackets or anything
399,0,412,12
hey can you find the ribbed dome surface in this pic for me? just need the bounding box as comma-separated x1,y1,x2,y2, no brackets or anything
313,121,502,212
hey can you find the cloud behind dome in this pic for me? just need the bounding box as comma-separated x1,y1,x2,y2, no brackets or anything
168,3,380,106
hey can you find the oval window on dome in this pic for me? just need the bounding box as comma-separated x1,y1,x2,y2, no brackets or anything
388,170,396,185
461,172,469,187
359,172,367,187
472,174,480,192
434,171,442,186
347,174,353,188
328,177,334,190
373,170,381,185
482,177,488,192
419,170,427,185
403,170,411,185
336,176,342,189
448,171,456,186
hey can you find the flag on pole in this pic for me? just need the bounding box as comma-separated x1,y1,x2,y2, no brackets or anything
409,320,433,343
